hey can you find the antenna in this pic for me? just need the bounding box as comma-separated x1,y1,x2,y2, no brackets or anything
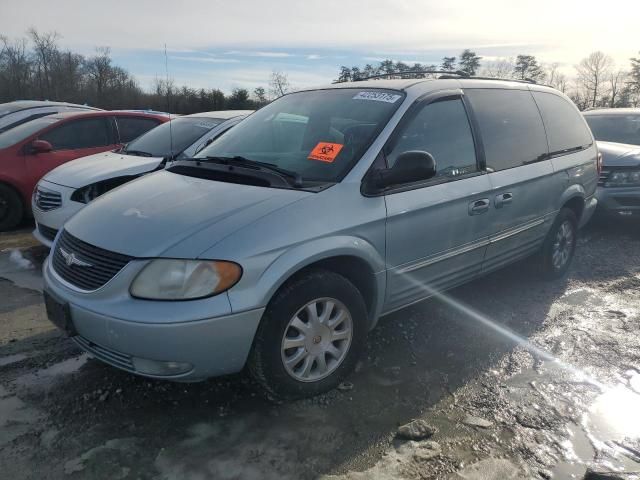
164,44,174,159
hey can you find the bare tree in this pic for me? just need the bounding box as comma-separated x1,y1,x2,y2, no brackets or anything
269,70,290,99
28,29,60,99
0,35,31,99
575,51,614,108
608,70,628,107
85,47,114,105
546,63,568,92
479,57,514,78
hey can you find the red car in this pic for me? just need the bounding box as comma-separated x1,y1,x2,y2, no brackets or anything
0,110,169,230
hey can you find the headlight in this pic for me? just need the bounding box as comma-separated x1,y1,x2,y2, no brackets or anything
605,170,640,187
130,259,242,300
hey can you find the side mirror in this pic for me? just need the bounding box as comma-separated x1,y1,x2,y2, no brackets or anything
31,140,53,154
375,151,436,189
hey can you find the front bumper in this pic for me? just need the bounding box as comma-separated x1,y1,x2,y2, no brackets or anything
596,186,640,217
32,180,84,246
43,255,264,381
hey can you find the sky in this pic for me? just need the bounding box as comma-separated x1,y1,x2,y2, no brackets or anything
1,0,639,93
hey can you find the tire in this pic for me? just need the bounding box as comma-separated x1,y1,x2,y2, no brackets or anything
248,269,368,400
538,208,578,279
0,184,24,231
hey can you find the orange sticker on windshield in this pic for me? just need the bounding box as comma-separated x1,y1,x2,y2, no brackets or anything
308,142,343,163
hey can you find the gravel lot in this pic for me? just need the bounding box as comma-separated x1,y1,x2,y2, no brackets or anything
0,218,639,480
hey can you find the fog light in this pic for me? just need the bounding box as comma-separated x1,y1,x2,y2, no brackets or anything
131,357,193,376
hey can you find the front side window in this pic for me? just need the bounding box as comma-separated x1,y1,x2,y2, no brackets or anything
584,114,640,146
533,92,593,153
123,117,222,158
116,117,162,143
466,89,548,172
41,118,111,150
0,117,58,148
385,98,477,179
195,89,404,183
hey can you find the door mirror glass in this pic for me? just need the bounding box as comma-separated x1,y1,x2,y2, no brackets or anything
31,139,53,154
376,150,436,189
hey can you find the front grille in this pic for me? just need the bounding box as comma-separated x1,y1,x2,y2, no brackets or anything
34,186,62,211
52,230,133,291
37,223,58,242
614,197,640,207
74,336,135,372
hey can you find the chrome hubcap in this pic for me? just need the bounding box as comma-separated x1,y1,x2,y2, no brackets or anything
552,220,574,270
281,297,353,382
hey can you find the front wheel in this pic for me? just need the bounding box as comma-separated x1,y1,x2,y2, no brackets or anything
248,270,368,400
538,208,578,279
0,184,24,231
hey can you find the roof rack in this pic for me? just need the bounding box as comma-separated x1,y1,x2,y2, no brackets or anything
336,71,538,85
350,70,470,82
468,76,537,84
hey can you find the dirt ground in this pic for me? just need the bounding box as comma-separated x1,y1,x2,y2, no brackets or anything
0,218,639,480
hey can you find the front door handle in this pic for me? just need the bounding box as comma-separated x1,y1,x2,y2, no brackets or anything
495,192,513,209
469,198,490,215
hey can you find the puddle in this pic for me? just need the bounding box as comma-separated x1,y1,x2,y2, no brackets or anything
0,353,27,367
553,423,594,478
15,354,89,390
553,384,640,477
587,385,640,441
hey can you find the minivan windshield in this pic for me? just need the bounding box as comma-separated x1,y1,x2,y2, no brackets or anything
194,88,405,183
584,114,640,146
123,117,223,158
0,116,59,148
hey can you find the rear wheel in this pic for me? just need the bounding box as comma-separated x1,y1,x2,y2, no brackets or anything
538,208,578,279
248,270,368,400
0,184,24,231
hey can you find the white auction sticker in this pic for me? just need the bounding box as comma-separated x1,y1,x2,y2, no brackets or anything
352,91,402,103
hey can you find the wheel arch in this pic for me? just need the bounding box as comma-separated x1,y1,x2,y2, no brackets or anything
557,184,586,222
232,236,386,330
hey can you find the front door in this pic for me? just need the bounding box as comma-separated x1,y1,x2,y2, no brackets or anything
26,116,115,193
382,92,494,313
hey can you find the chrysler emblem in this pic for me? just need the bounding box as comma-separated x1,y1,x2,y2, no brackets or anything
59,248,93,268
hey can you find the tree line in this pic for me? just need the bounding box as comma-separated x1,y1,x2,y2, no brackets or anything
0,30,288,113
1,31,639,113
336,49,640,109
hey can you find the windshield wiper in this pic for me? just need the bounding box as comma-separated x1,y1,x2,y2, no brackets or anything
123,149,153,157
196,155,303,188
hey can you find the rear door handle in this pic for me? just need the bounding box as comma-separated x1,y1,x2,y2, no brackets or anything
495,192,513,209
469,198,490,215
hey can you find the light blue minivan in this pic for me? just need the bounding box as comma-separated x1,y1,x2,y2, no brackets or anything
43,77,599,398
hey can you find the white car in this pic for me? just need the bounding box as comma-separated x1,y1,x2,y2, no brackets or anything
0,100,101,133
32,110,252,246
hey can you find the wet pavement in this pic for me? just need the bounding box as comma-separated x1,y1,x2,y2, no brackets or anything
0,219,639,479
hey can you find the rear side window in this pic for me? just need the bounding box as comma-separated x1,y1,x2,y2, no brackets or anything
466,89,548,172
385,98,477,179
41,118,112,150
116,116,162,143
532,92,592,153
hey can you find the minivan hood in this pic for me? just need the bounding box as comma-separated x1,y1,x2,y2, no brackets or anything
65,170,311,258
44,150,163,188
597,141,640,168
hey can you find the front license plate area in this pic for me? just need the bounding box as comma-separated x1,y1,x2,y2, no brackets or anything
44,290,77,336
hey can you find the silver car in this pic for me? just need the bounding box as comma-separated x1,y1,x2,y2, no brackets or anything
583,109,640,217
43,78,598,399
